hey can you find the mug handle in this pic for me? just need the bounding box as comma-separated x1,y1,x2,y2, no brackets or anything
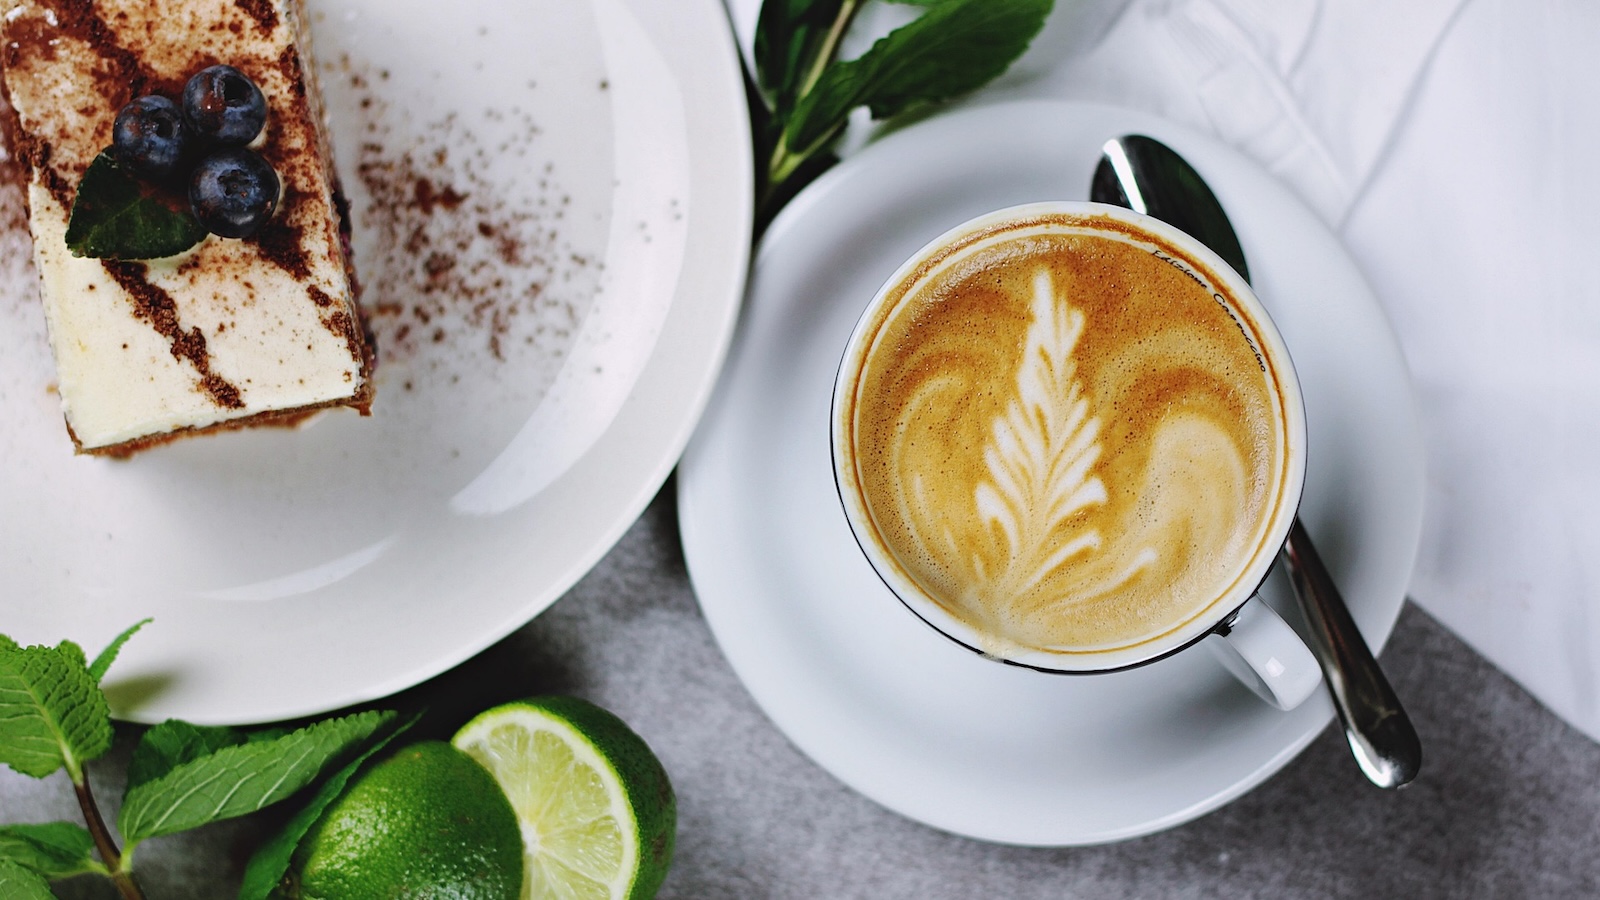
1204,594,1321,710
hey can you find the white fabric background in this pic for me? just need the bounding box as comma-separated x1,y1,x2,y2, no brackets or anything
726,0,1600,742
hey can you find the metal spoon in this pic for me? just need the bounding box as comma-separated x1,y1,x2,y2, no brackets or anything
1091,134,1421,788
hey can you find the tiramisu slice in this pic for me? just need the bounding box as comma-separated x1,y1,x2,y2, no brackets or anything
0,0,373,456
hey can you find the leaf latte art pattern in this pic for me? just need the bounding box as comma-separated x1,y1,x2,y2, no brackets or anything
970,270,1151,603
886,266,1165,656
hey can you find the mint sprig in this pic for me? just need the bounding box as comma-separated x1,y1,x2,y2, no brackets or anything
752,0,1053,229
64,151,207,260
118,711,392,846
0,624,404,900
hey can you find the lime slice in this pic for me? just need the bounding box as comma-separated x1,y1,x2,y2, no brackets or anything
452,697,676,900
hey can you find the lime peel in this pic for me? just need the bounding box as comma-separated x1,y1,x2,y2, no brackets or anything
453,696,676,900
290,740,522,900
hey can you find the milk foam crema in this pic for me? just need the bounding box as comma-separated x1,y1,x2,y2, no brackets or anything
840,212,1298,659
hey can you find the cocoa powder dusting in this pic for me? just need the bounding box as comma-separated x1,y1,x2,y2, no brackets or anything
103,262,245,409
0,95,38,331
233,0,281,33
336,59,600,375
252,204,313,281
325,309,366,376
42,0,170,113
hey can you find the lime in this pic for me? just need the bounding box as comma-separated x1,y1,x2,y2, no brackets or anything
451,697,676,900
290,740,523,900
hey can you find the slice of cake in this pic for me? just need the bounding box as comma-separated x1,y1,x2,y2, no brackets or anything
0,0,373,455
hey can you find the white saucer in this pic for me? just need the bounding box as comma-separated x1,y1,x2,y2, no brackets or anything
677,100,1424,845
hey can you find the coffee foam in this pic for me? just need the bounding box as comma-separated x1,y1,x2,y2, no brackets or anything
843,213,1291,657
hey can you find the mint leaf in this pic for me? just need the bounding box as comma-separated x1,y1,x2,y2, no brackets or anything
117,710,394,844
0,643,114,780
65,151,206,260
237,712,420,900
0,860,57,900
755,0,855,120
783,0,1052,157
0,823,103,880
126,719,297,795
125,720,251,792
53,642,87,670
88,619,151,684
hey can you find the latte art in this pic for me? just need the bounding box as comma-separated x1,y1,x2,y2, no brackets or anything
841,214,1293,657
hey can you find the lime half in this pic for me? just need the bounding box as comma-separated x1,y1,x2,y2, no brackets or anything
292,741,522,900
452,697,676,900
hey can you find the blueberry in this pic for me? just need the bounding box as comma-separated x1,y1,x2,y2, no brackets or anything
112,95,193,180
189,148,279,238
182,65,267,145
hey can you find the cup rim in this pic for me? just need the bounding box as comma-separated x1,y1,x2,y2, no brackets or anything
830,200,1308,673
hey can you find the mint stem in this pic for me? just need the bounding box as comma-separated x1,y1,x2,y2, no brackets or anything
73,774,145,900
797,0,861,99
756,0,864,232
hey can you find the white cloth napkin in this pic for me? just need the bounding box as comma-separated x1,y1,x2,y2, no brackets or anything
724,0,1600,743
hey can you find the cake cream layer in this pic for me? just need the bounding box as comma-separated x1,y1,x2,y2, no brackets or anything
0,0,371,454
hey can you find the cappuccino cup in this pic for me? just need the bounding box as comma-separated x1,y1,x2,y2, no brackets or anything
831,202,1320,709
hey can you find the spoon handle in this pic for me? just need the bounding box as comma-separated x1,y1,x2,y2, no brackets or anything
1092,134,1421,787
1282,519,1421,788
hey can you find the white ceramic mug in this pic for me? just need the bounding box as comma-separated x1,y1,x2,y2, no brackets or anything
831,201,1321,710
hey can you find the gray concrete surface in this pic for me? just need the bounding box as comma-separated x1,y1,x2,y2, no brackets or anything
5,478,1599,898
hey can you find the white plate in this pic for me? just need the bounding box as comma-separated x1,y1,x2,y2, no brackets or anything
677,100,1424,845
0,0,751,725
